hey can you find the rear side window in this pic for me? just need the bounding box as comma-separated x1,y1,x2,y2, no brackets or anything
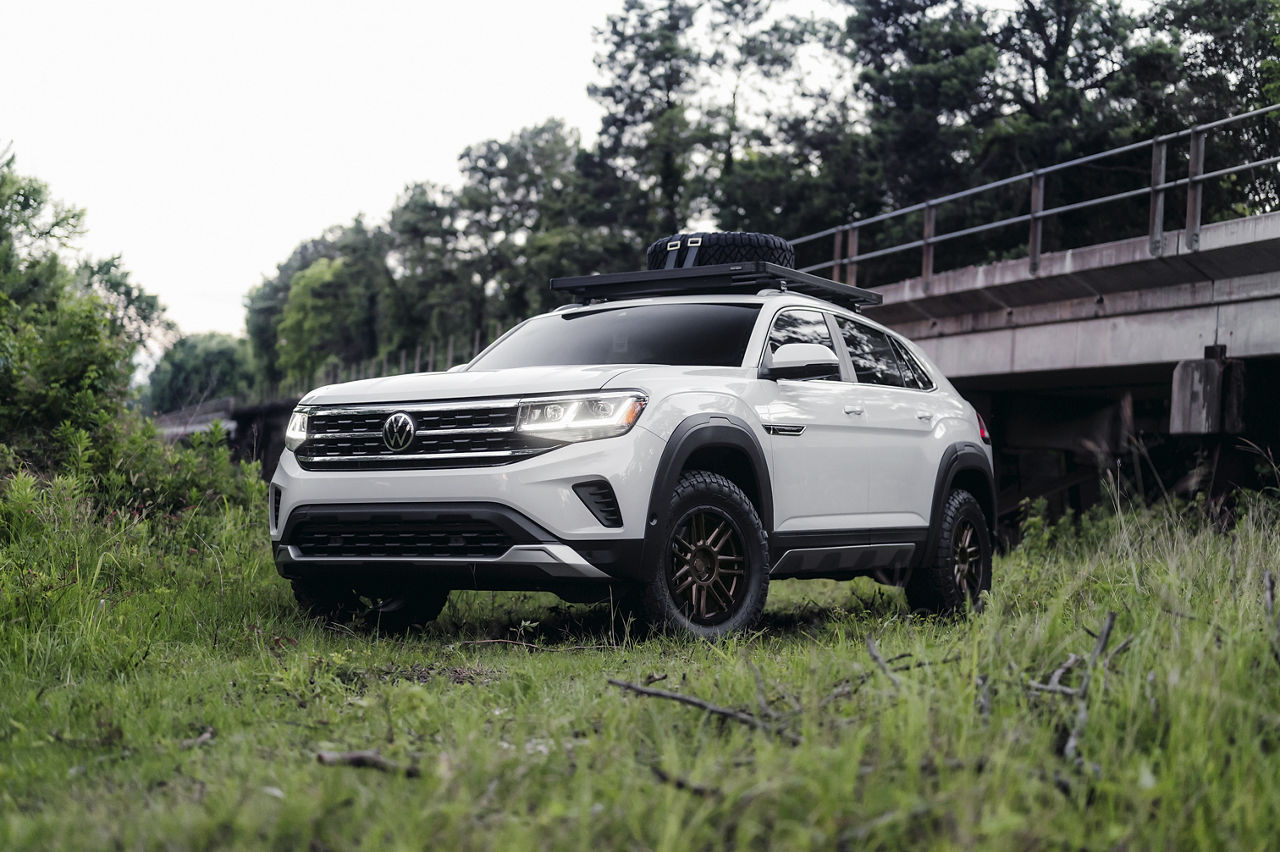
836,317,906,387
891,337,935,390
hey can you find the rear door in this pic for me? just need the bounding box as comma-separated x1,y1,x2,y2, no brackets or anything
834,317,942,528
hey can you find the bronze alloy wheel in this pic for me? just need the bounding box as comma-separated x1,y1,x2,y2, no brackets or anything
952,518,983,602
905,488,991,614
667,507,746,625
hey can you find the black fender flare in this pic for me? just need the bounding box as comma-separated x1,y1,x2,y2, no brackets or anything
640,414,773,573
917,442,996,570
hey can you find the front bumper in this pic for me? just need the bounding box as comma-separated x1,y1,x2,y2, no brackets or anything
269,427,664,587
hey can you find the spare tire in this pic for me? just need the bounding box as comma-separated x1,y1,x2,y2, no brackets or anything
645,231,795,271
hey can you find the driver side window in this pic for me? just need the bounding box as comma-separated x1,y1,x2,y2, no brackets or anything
767,309,840,381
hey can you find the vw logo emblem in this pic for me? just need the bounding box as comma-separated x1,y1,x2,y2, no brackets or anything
382,412,416,452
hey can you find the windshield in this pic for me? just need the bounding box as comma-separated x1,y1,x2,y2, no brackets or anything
470,303,762,370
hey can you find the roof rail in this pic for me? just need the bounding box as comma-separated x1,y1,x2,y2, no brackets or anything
550,261,884,311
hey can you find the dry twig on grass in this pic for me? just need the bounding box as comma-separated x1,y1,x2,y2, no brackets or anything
180,726,215,749
650,765,722,798
1063,611,1116,769
866,635,901,690
607,678,802,745
316,749,420,777
451,638,614,653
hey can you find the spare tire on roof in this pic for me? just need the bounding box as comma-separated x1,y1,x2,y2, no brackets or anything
645,231,795,271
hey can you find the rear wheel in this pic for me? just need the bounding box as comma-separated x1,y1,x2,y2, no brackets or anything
641,471,769,637
906,489,991,614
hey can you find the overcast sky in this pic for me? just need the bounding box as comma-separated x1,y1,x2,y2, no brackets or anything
5,0,628,337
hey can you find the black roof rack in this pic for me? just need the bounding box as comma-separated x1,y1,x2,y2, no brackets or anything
549,261,883,311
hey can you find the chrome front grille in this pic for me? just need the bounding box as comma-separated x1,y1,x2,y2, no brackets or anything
295,400,555,471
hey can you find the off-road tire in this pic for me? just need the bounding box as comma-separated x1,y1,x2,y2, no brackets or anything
906,489,991,614
364,588,450,633
641,470,769,638
291,578,362,623
645,231,795,271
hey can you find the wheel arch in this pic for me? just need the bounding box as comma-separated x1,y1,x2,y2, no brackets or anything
917,442,996,571
642,414,773,572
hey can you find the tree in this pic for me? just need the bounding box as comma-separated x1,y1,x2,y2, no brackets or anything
1150,0,1280,216
244,231,341,389
590,0,703,235
76,256,172,349
0,150,164,468
0,146,80,312
144,332,252,414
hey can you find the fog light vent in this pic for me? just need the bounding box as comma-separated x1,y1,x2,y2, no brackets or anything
573,480,623,528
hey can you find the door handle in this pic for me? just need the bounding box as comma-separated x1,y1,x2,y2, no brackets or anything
844,405,864,416
916,411,934,421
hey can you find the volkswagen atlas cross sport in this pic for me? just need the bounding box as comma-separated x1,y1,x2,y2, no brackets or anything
269,231,995,636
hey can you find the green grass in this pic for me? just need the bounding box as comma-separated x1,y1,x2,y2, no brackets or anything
2,477,1279,849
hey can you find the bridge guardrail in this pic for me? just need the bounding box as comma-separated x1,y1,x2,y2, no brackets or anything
794,103,1280,289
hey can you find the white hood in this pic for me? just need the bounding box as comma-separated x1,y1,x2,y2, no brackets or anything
298,365,640,406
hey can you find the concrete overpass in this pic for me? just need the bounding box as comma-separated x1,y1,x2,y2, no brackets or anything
864,211,1280,379
794,104,1280,520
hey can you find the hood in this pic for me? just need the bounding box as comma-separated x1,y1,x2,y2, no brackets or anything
298,365,639,406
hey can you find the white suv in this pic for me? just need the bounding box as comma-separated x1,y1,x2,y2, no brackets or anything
269,233,995,636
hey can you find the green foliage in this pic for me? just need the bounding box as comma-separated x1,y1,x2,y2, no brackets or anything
2,486,1280,846
145,332,253,414
238,0,1280,387
0,291,132,468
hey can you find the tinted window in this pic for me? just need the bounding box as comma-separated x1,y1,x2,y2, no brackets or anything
470,303,762,369
767,309,835,352
766,309,839,381
890,336,935,390
836,317,906,387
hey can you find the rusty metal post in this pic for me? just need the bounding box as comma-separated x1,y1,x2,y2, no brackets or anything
831,227,845,283
922,203,936,287
1148,140,1167,256
1029,171,1045,274
1185,129,1205,251
845,226,859,287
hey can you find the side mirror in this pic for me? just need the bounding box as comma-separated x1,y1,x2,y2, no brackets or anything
760,343,841,381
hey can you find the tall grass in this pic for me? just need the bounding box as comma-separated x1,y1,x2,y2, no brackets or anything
1,472,1278,849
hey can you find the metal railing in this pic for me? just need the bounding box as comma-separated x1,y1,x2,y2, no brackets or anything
793,103,1280,288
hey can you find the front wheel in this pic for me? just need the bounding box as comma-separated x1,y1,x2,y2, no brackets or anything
641,471,769,638
906,489,992,614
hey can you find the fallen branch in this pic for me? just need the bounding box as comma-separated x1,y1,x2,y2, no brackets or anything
1105,636,1134,670
316,749,419,777
1048,654,1082,689
1062,611,1116,768
452,639,614,653
180,726,215,749
1030,653,1083,695
866,635,901,690
747,659,781,721
607,679,801,745
650,765,721,798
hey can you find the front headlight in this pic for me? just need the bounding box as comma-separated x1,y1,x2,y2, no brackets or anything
285,410,309,452
516,392,647,443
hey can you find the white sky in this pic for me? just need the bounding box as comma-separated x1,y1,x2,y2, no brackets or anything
4,0,625,337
